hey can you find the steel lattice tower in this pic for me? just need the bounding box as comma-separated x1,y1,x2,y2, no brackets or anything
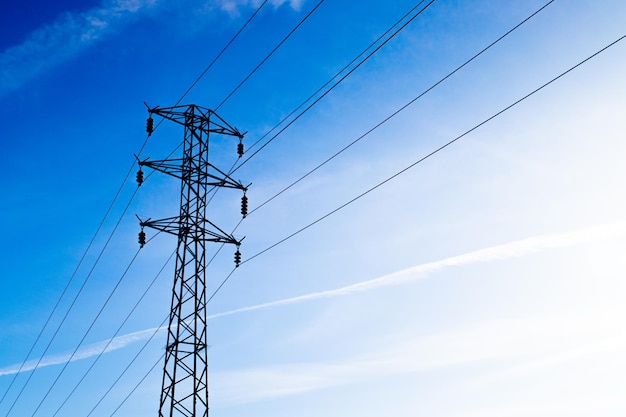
137,104,247,417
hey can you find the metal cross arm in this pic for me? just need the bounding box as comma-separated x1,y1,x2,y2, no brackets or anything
147,104,245,138
139,216,242,245
139,158,248,190
138,103,248,416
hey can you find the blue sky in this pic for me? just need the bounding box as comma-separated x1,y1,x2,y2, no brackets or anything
1,0,626,416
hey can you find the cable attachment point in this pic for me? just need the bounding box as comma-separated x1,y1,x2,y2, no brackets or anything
134,154,148,186
241,193,248,218
237,139,244,158
146,116,154,136
138,227,146,248
136,214,151,247
234,247,242,267
136,167,144,186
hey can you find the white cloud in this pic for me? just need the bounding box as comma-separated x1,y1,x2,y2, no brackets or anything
0,326,163,376
211,311,626,405
209,220,626,319
473,335,626,385
214,0,304,17
0,0,158,98
0,0,309,97
206,221,626,405
2,221,623,379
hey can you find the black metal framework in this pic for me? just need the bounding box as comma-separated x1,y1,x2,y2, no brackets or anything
139,104,246,417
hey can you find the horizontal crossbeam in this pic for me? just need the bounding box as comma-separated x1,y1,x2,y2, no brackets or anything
147,104,244,138
139,216,241,245
139,158,248,190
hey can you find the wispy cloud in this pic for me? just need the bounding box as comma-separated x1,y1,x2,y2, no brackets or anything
218,0,304,11
209,221,626,319
0,0,309,97
0,326,164,376
212,311,626,405
473,335,626,385
2,221,623,376
0,0,158,98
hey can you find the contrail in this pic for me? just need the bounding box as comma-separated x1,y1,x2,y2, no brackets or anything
2,221,624,375
0,327,164,376
208,220,626,319
0,0,159,98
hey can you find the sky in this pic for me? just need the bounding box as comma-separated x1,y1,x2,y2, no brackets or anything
0,0,625,416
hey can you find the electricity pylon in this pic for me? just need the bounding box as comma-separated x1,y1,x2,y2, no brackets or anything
136,104,248,417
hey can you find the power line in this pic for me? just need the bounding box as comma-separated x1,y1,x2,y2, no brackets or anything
247,0,556,217
103,9,552,399
30,247,143,416
198,0,556,301
1,3,268,411
4,186,140,416
86,319,169,416
90,3,570,411
229,0,437,175
200,0,437,264
85,7,354,407
0,141,147,409
50,248,176,417
243,0,432,155
110,351,165,417
27,3,620,415
153,0,436,209
176,0,270,106
77,24,625,417
214,31,626,305
83,230,241,415
8,193,163,415
142,0,270,155
214,0,327,111
86,266,233,417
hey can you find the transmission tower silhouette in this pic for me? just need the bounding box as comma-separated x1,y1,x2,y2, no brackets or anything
137,104,248,417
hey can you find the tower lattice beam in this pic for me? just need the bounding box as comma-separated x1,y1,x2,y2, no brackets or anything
137,104,247,417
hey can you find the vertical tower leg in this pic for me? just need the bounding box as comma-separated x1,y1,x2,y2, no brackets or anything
136,104,247,417
159,107,210,417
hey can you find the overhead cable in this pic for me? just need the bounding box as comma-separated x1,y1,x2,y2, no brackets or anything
4,187,141,416
59,1,615,413
29,248,143,416
1,2,268,411
109,351,165,416
86,320,169,416
243,33,626,265
214,32,626,305
214,0,327,111
176,0,270,106
0,142,148,410
248,0,556,216
51,249,176,417
230,0,437,175
244,0,433,155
